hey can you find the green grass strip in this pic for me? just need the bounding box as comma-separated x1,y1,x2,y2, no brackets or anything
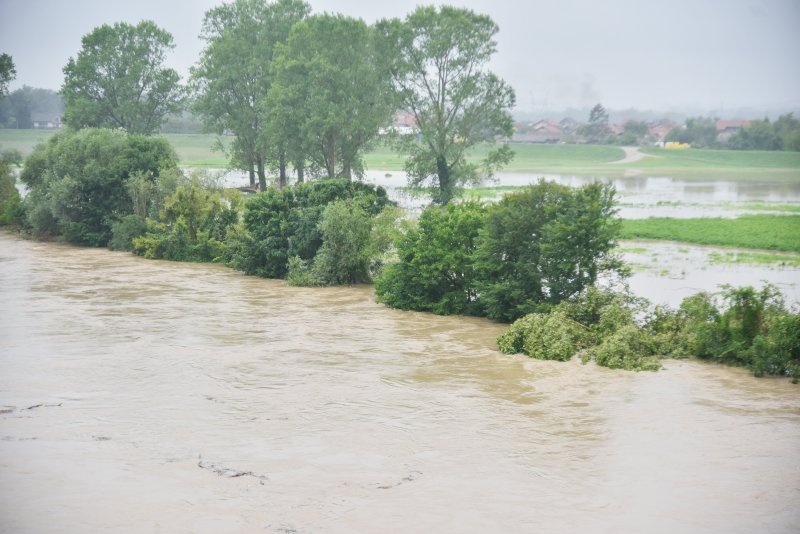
708,251,800,267
619,215,800,252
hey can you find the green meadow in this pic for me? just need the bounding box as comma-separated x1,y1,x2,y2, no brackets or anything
620,215,800,253
3,130,799,179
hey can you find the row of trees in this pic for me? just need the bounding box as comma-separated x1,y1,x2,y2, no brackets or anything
665,114,800,150
36,2,514,203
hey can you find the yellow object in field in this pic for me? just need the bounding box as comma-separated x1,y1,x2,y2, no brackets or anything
665,141,691,149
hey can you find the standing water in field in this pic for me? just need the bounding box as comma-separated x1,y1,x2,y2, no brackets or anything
1,232,798,533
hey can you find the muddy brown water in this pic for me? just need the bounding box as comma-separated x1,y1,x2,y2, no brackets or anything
1,232,799,533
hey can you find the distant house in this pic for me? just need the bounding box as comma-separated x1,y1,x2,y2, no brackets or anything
559,117,579,134
382,111,416,135
513,119,562,143
716,119,751,142
31,112,62,129
647,121,673,143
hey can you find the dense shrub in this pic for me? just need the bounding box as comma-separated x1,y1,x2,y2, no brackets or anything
18,128,178,246
497,283,799,379
313,199,373,285
108,214,148,251
132,182,242,262
583,325,662,372
0,148,22,226
375,201,487,315
474,180,622,322
681,285,800,380
228,179,394,279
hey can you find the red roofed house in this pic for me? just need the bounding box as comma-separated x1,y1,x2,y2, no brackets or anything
716,119,751,142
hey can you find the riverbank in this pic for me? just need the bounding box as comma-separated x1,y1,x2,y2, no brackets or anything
1,231,798,533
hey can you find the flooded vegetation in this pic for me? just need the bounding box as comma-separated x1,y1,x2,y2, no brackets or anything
1,231,799,533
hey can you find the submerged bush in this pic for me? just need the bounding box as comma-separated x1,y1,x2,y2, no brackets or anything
108,214,147,251
583,325,662,372
497,283,799,379
229,179,393,279
132,182,242,262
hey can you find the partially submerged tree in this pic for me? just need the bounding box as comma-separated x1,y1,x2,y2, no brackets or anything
61,21,184,135
191,0,310,190
378,6,515,204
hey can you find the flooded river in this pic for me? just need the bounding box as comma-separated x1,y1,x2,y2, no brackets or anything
1,232,799,533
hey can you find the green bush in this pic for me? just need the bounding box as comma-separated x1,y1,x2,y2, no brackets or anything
475,180,622,322
18,128,178,246
0,148,22,226
109,214,147,251
375,201,487,315
497,283,800,379
583,325,662,372
132,182,241,262
229,179,393,279
313,199,373,285
286,256,321,287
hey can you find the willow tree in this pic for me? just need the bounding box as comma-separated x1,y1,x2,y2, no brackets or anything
378,6,515,204
191,0,310,190
61,21,184,135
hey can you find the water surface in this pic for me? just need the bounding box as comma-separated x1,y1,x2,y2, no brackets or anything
1,233,798,533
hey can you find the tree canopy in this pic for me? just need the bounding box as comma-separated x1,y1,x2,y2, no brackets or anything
267,14,395,182
61,21,184,135
0,53,16,96
20,128,178,246
191,0,310,190
378,6,515,204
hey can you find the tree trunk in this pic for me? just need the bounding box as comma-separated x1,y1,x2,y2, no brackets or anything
436,155,452,204
296,162,304,184
278,153,287,189
248,165,256,187
257,157,267,191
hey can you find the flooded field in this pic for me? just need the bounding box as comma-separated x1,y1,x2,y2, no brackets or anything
362,170,800,219
619,240,800,307
1,232,799,533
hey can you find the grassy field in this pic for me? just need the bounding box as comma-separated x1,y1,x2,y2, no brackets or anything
708,251,800,267
0,129,231,167
4,129,799,179
620,215,800,252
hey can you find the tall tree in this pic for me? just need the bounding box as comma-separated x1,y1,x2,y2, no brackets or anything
268,14,395,182
377,6,515,204
0,53,16,96
191,0,310,191
579,103,610,144
61,21,184,135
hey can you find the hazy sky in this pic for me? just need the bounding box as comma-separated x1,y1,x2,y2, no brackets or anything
1,0,798,113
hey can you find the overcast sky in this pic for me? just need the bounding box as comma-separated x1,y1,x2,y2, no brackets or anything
1,0,798,114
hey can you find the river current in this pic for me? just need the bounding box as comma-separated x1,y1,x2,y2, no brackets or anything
1,232,799,533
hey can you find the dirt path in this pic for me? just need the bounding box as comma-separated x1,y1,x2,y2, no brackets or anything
611,146,652,164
